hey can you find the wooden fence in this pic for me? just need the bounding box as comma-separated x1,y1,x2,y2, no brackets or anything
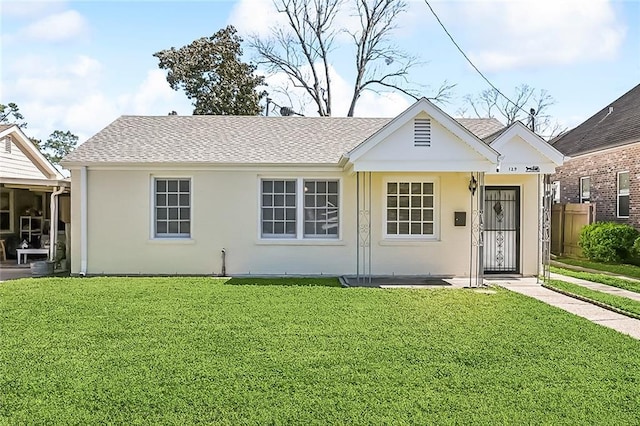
551,203,596,257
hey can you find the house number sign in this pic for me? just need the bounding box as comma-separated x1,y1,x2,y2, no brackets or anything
504,165,540,172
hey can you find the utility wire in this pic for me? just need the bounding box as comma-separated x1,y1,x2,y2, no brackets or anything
423,0,532,118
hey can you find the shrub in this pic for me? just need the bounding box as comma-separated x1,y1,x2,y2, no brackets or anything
579,222,639,263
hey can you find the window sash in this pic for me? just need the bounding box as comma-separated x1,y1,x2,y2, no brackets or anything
154,178,191,238
261,179,297,238
0,191,13,232
580,177,590,203
386,181,435,237
618,172,630,217
303,180,339,238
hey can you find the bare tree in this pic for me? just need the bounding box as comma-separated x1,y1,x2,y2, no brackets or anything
348,0,416,116
461,84,566,140
250,0,452,117
250,0,341,116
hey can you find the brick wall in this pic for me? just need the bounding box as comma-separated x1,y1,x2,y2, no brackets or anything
551,142,640,228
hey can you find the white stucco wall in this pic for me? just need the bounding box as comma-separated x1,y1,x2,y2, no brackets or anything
70,168,541,276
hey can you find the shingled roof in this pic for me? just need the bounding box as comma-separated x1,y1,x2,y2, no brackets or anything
63,115,504,165
551,84,640,157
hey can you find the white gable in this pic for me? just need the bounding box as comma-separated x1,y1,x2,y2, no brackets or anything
346,98,499,172
490,122,564,174
0,126,61,180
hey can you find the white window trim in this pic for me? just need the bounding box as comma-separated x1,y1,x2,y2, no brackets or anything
579,176,590,203
617,171,630,218
0,188,14,234
552,181,560,204
382,176,440,241
149,175,194,241
257,177,343,242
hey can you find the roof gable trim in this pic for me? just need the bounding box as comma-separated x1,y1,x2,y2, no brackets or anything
490,121,564,166
345,98,499,164
0,125,62,179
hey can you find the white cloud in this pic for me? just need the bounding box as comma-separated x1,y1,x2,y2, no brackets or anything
119,69,185,116
0,1,67,19
228,0,285,38
23,10,89,42
461,0,625,71
69,55,102,78
3,53,191,142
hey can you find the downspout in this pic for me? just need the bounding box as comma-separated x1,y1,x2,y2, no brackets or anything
49,186,65,262
80,166,88,276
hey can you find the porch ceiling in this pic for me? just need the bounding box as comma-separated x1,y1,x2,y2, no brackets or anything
1,177,70,191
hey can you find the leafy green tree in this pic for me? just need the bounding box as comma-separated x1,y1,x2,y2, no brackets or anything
33,130,79,165
154,25,266,115
0,102,27,128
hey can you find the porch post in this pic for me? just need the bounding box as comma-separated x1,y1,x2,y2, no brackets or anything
356,172,360,283
356,171,372,284
49,186,65,262
469,171,485,287
538,174,552,284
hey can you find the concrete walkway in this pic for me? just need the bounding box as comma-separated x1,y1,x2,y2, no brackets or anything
550,272,640,302
495,278,640,340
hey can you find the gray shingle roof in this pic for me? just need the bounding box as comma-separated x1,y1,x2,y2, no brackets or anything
0,124,14,132
63,115,504,165
551,84,640,157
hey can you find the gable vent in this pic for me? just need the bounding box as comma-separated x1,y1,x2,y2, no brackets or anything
4,137,11,154
414,118,431,147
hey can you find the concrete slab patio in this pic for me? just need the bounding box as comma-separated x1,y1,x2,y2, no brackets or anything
0,265,33,281
496,278,640,340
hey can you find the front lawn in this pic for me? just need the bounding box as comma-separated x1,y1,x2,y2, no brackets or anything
1,277,640,424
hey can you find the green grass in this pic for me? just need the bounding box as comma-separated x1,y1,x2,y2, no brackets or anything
556,257,640,279
1,277,640,424
551,266,640,294
546,279,640,318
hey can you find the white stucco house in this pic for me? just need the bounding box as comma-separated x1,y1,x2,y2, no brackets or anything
61,98,563,280
0,124,70,264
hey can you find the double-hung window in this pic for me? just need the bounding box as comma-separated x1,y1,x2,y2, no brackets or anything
579,177,590,203
618,171,629,218
154,178,191,238
260,178,340,239
386,181,435,237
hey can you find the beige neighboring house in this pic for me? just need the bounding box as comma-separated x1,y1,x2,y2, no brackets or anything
0,124,70,263
62,98,563,279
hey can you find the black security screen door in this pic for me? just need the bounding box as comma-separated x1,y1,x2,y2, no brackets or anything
484,187,520,274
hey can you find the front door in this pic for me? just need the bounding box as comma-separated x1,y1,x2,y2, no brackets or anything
484,187,520,274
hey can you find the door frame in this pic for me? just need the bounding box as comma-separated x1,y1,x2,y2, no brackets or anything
484,186,520,274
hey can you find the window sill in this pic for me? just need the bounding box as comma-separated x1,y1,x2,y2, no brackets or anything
379,238,440,246
147,238,196,245
256,239,345,246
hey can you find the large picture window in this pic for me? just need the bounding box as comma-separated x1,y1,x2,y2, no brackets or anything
618,171,629,218
261,178,340,239
154,178,191,238
579,177,590,203
386,181,435,237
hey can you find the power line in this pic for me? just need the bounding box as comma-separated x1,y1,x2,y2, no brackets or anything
423,0,532,119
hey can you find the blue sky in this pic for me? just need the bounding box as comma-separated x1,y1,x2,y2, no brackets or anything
1,0,638,143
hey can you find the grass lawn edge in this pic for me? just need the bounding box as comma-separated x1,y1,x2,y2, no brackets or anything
542,281,640,320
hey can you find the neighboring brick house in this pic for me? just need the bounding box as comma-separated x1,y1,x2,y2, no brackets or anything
551,84,640,228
